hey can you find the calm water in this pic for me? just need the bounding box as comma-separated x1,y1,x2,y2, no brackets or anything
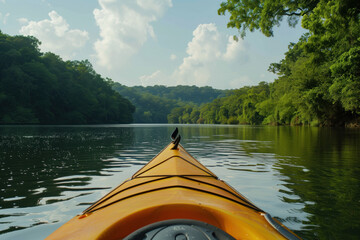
0,124,359,239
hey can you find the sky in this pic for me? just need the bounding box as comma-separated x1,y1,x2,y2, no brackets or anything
0,0,307,89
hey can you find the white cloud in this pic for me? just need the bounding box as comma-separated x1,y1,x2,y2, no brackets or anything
19,11,89,59
223,36,246,61
137,0,172,15
93,0,172,69
186,23,222,62
172,23,248,87
170,54,177,60
172,23,220,86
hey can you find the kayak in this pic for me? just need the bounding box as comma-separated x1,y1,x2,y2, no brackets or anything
45,128,301,240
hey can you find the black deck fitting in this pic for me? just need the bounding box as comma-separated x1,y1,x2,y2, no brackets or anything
171,127,179,141
171,135,181,150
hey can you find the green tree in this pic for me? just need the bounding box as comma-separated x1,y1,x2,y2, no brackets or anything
112,83,226,123
217,0,360,126
0,32,134,124
329,46,360,114
218,0,319,38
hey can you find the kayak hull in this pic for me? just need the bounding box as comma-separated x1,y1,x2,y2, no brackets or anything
45,140,301,240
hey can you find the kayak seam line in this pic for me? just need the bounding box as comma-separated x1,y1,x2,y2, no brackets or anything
134,175,214,178
84,175,213,213
85,142,182,213
132,155,217,179
82,177,138,213
181,176,262,212
85,185,264,214
130,142,173,178
82,178,135,213
84,175,262,214
83,176,210,213
130,175,260,210
83,176,172,214
177,145,218,177
183,176,260,211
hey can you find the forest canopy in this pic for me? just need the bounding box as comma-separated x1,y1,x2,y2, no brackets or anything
0,31,134,124
1,0,359,127
112,83,226,123
170,0,360,127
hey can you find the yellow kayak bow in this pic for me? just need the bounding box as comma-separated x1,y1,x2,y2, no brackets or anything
45,128,301,240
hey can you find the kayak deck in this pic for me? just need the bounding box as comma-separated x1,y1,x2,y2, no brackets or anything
45,132,301,240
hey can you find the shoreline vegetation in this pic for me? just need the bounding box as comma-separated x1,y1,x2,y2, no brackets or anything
0,31,134,125
1,1,359,127
210,0,360,127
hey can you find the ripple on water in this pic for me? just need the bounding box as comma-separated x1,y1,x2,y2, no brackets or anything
3,197,27,202
1,125,358,240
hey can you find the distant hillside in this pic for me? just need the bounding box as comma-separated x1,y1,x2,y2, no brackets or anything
112,83,227,123
0,32,134,124
128,85,227,105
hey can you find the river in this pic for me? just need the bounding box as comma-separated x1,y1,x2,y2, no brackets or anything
0,124,359,239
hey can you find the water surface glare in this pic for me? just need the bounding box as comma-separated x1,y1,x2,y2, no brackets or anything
0,124,359,239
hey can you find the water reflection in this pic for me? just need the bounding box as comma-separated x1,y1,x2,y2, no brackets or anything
271,127,360,239
0,125,359,240
178,125,360,239
0,126,135,235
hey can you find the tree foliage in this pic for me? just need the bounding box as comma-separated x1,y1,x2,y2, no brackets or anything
218,0,320,37
112,83,226,123
0,32,134,124
172,0,360,127
132,85,226,104
168,83,272,125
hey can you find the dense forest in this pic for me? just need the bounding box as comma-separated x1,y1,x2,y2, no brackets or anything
0,30,226,125
1,0,359,127
112,83,226,123
171,0,360,127
0,31,134,124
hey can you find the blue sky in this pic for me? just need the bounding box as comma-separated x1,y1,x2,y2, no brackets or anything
0,0,307,89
